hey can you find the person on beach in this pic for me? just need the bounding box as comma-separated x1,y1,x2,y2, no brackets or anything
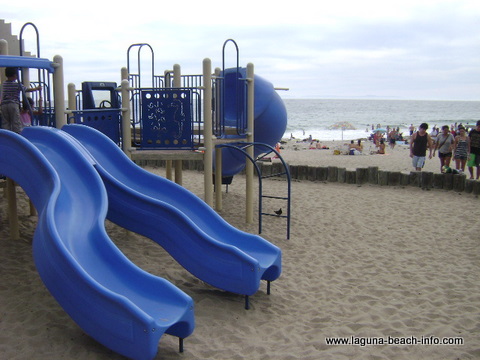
410,123,433,171
348,140,356,155
0,67,42,133
388,128,397,149
433,125,454,172
430,126,439,141
348,140,363,155
409,124,415,136
357,139,363,153
377,139,386,154
467,120,480,179
453,126,470,174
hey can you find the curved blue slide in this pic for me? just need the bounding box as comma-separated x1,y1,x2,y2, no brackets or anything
0,127,194,360
62,124,282,296
218,68,288,176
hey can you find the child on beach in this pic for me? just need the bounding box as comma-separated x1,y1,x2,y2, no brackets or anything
0,67,42,133
20,96,43,127
453,126,470,174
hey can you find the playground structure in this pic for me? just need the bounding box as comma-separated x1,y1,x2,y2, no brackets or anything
1,23,291,239
0,21,287,359
65,40,291,237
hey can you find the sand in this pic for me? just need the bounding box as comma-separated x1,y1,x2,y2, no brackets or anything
1,142,479,360
279,138,442,173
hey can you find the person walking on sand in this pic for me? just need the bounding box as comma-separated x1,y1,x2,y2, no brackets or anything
410,123,433,171
467,120,480,179
433,125,454,172
453,126,470,174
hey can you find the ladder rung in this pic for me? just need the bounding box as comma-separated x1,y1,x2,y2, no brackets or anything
261,213,288,218
261,195,288,200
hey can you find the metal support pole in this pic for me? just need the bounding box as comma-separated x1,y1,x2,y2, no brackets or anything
173,64,183,185
121,66,128,81
67,83,76,123
203,59,214,207
0,40,18,239
245,63,255,223
121,79,132,157
166,161,173,180
173,64,181,87
174,159,183,185
215,147,223,211
52,55,66,129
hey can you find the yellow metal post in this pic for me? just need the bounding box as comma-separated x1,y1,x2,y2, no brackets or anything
53,55,66,129
121,79,132,158
203,59,213,207
215,147,223,211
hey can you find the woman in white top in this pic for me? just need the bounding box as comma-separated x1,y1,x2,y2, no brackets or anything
433,125,454,172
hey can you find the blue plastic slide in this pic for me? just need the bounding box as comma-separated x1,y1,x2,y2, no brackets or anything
62,124,282,296
0,127,194,360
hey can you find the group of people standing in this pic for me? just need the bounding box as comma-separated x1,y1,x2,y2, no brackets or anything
410,121,480,179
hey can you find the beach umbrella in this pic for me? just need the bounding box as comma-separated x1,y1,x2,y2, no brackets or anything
328,121,356,140
328,121,356,130
373,128,387,133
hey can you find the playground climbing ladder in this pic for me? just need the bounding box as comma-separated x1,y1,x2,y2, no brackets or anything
215,142,291,239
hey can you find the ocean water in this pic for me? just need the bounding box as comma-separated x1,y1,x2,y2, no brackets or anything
283,99,480,141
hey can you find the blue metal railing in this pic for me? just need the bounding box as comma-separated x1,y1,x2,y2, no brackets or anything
218,39,248,138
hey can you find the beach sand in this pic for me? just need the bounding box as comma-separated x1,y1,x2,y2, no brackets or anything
1,145,479,359
278,138,441,173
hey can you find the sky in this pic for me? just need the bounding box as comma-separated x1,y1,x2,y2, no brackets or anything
1,0,479,100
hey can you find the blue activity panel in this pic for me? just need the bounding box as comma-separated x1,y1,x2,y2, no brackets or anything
71,109,122,145
140,89,193,149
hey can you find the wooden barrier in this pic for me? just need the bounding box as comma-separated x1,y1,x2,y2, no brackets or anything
327,166,338,182
368,167,378,184
356,168,368,185
131,159,480,196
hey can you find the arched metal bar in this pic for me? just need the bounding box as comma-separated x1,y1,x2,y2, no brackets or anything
215,141,291,239
220,39,246,136
19,22,52,126
127,43,155,89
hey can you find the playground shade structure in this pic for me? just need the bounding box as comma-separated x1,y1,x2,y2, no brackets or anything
0,127,194,360
63,124,282,296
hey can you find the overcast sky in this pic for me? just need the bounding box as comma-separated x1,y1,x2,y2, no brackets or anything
2,0,479,100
